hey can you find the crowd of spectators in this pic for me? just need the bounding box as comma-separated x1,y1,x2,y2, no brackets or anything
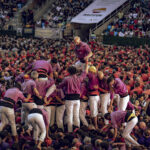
21,0,48,28
0,0,28,29
31,0,47,9
36,0,93,29
21,9,34,28
104,0,150,38
0,35,150,149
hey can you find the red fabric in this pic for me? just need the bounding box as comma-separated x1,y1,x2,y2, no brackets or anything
130,87,143,95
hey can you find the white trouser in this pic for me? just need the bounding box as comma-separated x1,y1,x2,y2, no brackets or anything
100,93,110,124
119,95,129,111
28,113,46,142
21,102,37,124
37,105,44,109
44,105,56,127
0,106,17,136
65,100,80,132
89,96,100,118
122,117,140,146
38,78,48,81
74,60,86,71
56,105,65,130
79,101,88,126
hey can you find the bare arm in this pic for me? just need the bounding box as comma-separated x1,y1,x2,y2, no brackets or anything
49,72,53,79
45,84,56,98
113,128,118,141
55,96,64,104
33,88,41,99
85,51,93,60
85,60,89,74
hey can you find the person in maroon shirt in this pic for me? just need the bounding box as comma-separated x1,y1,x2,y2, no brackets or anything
104,110,140,147
26,56,53,79
79,78,89,127
44,87,65,130
107,76,129,111
0,84,29,143
21,72,42,125
88,66,100,129
59,61,89,132
74,36,92,70
98,71,110,125
35,76,56,109
28,108,50,150
51,57,61,79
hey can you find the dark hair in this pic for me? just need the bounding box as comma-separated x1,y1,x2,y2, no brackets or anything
67,66,77,75
14,82,22,90
84,145,93,150
107,76,114,84
135,82,140,87
51,58,57,64
0,130,8,140
56,78,62,84
100,141,109,150
104,113,110,120
40,56,46,60
79,145,84,150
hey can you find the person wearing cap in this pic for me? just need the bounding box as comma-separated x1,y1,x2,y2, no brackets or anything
98,71,110,124
88,66,100,129
74,36,92,70
21,71,41,126
58,61,89,132
107,76,129,111
104,110,141,147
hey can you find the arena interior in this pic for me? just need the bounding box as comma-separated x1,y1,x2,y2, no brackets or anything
0,0,150,150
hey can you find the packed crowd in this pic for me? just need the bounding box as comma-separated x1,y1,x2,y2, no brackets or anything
36,0,93,29
21,9,34,27
0,35,150,150
0,0,28,29
104,0,150,38
31,0,47,9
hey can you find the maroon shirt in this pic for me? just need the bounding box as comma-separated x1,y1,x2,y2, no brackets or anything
111,110,127,128
127,101,141,111
59,72,87,95
75,42,91,61
36,78,55,97
4,88,26,103
21,79,36,95
110,78,128,99
15,73,24,83
29,60,53,74
80,82,88,100
88,73,99,91
47,88,65,105
98,77,109,91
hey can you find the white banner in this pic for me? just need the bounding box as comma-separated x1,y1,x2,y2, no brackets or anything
71,0,128,24
35,28,61,39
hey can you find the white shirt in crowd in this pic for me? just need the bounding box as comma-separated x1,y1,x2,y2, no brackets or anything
119,31,125,37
